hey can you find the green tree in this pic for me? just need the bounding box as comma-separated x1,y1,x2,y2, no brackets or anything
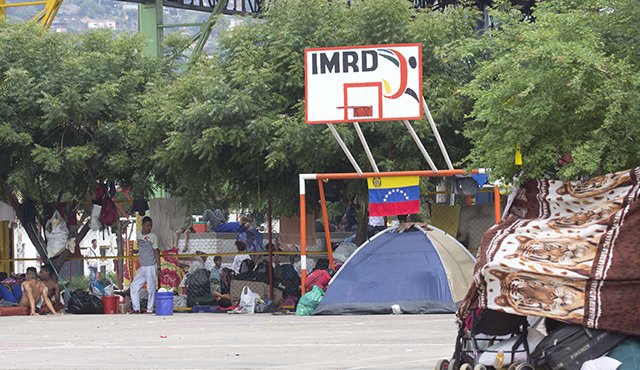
0,21,170,269
140,0,480,228
463,0,640,181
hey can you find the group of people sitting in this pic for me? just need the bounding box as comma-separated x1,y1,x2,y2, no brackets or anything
0,264,63,316
174,209,258,253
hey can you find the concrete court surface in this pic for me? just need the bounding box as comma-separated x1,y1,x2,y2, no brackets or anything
0,313,458,369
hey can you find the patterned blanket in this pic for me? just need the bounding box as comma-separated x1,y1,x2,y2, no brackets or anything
459,168,640,336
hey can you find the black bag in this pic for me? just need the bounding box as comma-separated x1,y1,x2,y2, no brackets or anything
67,289,103,314
186,269,211,307
219,267,235,294
531,324,627,370
239,259,255,275
254,260,269,283
236,259,257,281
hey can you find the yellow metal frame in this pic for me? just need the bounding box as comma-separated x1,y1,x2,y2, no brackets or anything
0,0,63,29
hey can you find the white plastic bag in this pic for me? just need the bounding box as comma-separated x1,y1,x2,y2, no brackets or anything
239,286,260,314
45,210,69,258
90,204,101,231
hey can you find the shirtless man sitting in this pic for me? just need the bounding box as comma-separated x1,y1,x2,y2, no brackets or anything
19,267,59,316
39,264,64,314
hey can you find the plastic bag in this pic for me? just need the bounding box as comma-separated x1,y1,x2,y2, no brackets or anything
67,289,103,314
239,286,260,314
45,210,69,258
255,298,276,313
90,204,102,231
296,285,324,316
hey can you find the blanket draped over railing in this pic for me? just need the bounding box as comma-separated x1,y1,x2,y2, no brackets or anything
459,168,640,336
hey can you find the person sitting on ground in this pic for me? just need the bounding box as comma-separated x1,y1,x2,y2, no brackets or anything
231,241,251,274
19,267,59,316
39,264,64,314
0,272,24,304
174,215,195,253
210,256,223,281
203,209,252,233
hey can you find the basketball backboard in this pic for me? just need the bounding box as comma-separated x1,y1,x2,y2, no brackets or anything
304,44,423,124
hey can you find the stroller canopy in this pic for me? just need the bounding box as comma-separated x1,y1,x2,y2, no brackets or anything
314,226,475,315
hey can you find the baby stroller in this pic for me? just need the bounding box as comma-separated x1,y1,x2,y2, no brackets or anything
435,309,535,370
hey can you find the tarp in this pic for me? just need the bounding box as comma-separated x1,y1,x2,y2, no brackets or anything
314,226,475,315
459,168,640,336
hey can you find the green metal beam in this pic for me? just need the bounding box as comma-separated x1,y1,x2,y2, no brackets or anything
138,0,163,58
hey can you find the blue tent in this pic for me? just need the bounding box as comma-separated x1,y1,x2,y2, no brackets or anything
314,226,475,315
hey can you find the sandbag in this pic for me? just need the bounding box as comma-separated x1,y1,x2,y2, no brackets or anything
67,289,103,314
45,210,69,258
296,285,324,316
239,286,260,314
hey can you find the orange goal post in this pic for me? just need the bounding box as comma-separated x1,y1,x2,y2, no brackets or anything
298,167,500,296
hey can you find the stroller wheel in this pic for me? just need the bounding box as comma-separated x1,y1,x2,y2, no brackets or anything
473,365,487,370
459,364,473,370
448,359,460,370
434,359,449,370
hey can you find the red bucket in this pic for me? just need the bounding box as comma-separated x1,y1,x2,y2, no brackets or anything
102,296,119,314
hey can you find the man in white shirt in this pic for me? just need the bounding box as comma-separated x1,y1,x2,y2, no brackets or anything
86,239,100,284
130,216,160,314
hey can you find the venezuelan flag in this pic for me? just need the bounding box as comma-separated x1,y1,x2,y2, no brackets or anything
368,176,420,217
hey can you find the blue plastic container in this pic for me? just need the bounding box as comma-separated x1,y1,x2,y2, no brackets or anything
155,291,174,316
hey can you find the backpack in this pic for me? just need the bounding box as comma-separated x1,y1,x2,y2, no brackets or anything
186,268,211,307
531,324,627,370
314,258,330,271
254,260,269,283
279,264,301,297
219,267,235,294
99,195,118,226
67,289,103,314
305,269,331,292
239,259,255,275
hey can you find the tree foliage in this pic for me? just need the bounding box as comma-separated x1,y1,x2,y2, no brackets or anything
0,21,169,263
139,0,480,215
463,0,640,180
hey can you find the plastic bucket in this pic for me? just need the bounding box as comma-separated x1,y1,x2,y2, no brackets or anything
193,222,207,233
102,296,119,314
155,291,174,316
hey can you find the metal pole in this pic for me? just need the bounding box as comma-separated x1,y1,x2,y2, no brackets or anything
422,98,454,170
317,180,335,270
352,122,379,172
494,186,501,224
299,175,308,297
327,124,363,176
267,198,274,300
402,120,438,172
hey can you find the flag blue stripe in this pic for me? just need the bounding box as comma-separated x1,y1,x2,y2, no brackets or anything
369,185,420,204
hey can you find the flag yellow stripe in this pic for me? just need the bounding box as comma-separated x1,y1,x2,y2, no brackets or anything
367,176,419,189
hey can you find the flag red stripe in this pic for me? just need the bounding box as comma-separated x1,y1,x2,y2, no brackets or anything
369,200,420,217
